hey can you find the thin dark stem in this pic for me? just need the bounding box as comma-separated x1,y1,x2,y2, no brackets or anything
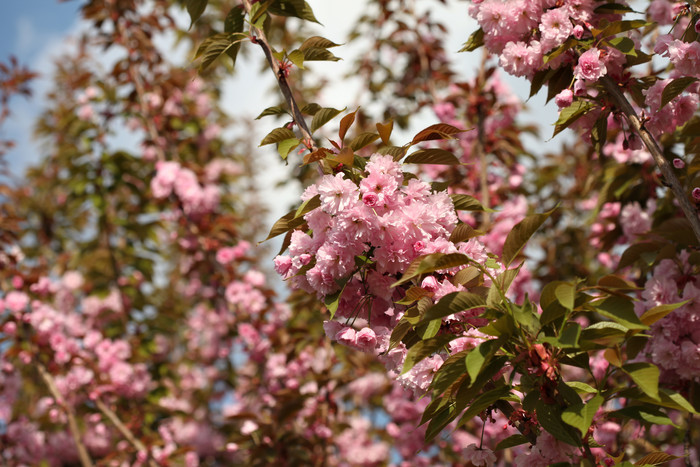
493,400,537,445
242,0,316,152
601,76,700,244
37,363,94,467
96,399,159,467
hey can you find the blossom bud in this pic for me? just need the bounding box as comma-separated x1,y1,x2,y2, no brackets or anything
696,19,700,34
673,158,685,169
555,89,574,109
421,276,439,292
573,24,584,39
693,187,700,202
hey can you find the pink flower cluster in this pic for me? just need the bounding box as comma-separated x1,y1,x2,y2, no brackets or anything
150,160,221,215
274,154,503,394
643,78,700,138
469,0,616,81
637,251,700,383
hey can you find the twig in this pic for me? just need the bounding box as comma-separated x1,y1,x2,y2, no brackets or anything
493,400,537,445
95,398,160,467
601,76,700,243
241,0,316,152
36,362,94,467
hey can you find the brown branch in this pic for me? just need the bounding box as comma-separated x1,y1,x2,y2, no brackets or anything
241,0,316,152
601,76,700,243
36,363,94,467
95,398,159,467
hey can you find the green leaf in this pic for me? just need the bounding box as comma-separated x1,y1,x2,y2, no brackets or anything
639,301,687,326
594,3,634,14
196,33,249,71
501,208,555,267
590,113,608,157
255,105,288,120
555,282,575,310
299,36,341,50
540,281,569,326
579,321,628,347
402,335,454,374
494,434,529,451
418,291,486,323
634,452,680,465
310,107,344,133
460,28,484,52
277,138,300,160
300,103,322,115
349,132,380,151
542,322,581,348
661,77,699,109
543,38,576,64
260,127,296,146
623,362,660,401
389,317,412,350
595,296,648,330
553,100,594,137
224,5,245,33
301,47,341,62
449,223,484,243
458,386,513,427
613,405,677,426
393,253,473,287
324,278,349,319
486,264,522,307
287,49,305,69
268,0,320,23
186,0,208,27
593,20,651,39
404,148,461,165
450,194,493,212
536,400,582,446
411,123,464,145
562,394,604,435
262,194,320,242
567,381,597,394
608,36,637,55
430,350,469,396
465,338,502,382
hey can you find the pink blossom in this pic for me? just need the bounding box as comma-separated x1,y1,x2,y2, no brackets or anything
5,291,29,313
463,444,497,467
555,89,574,108
574,48,607,81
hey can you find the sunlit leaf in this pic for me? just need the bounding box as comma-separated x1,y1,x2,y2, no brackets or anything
562,394,603,435
404,148,461,165
623,362,660,401
661,77,698,109
310,107,344,133
501,208,555,267
260,127,296,146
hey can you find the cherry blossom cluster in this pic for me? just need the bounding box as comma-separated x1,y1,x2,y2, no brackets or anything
637,250,700,384
274,154,504,396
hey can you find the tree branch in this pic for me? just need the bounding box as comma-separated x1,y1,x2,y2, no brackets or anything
36,362,94,467
95,398,159,467
601,76,700,243
241,0,316,152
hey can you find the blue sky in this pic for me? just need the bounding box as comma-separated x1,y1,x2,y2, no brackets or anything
0,2,83,176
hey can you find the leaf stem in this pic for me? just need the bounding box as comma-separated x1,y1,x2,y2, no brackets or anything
600,76,700,243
